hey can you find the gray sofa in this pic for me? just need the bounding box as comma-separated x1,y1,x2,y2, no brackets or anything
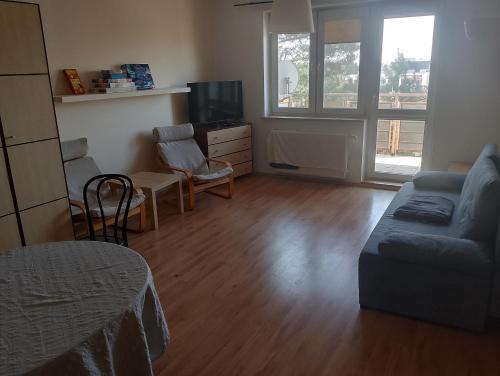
359,144,500,331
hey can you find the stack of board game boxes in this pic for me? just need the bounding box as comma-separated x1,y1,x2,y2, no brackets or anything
91,70,137,93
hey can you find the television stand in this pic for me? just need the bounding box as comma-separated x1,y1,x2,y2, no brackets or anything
193,121,253,178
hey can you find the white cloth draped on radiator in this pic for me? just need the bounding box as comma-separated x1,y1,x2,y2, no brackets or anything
267,130,348,173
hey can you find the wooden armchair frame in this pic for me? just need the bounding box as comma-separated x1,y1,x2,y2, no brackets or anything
158,157,234,210
69,182,146,239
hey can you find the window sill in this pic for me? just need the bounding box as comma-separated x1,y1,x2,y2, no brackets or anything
262,115,367,122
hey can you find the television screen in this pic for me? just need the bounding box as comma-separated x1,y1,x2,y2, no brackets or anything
187,81,243,124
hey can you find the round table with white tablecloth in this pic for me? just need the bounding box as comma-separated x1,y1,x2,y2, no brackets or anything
0,241,169,376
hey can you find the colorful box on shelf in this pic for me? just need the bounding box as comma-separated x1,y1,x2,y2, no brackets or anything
121,64,155,90
63,69,85,95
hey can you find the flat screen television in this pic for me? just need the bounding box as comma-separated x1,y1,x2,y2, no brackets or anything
187,81,243,124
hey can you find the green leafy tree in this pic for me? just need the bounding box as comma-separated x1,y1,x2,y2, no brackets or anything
278,36,360,108
323,43,360,107
381,52,426,94
278,34,310,107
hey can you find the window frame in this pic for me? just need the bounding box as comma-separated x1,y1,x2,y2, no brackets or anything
266,1,441,182
373,10,438,120
364,2,440,181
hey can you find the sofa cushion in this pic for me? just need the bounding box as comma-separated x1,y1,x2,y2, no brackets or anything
413,171,466,192
457,144,500,241
394,195,455,224
378,230,491,276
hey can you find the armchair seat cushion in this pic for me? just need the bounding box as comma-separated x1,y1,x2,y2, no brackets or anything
192,166,233,183
87,191,146,218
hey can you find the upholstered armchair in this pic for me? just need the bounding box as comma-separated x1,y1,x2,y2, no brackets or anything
153,123,234,210
61,138,146,238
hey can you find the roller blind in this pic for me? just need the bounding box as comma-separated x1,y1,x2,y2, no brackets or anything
324,19,361,44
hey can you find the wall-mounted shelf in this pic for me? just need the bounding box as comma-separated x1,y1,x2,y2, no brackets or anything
53,86,191,104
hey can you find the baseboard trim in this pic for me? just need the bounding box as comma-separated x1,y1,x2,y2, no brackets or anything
252,172,401,191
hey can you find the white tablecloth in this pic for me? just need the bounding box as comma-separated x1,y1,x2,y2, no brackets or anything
0,241,169,376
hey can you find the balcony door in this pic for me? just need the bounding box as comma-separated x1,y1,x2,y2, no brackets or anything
365,11,437,181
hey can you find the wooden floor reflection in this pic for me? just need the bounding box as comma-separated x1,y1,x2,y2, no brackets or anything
130,175,500,376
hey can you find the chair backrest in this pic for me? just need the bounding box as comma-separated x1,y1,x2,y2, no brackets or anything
153,123,209,175
83,174,133,246
61,138,103,202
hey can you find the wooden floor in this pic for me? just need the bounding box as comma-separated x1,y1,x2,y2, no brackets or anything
129,175,500,376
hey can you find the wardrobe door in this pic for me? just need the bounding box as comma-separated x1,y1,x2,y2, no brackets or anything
0,214,22,252
0,75,58,146
21,198,73,246
0,2,47,75
0,152,14,217
8,139,67,211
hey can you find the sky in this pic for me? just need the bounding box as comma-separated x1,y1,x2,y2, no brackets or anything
381,15,435,63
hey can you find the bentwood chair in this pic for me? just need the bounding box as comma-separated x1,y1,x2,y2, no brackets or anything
83,174,136,246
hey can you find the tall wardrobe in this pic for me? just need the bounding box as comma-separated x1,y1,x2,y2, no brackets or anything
0,1,73,252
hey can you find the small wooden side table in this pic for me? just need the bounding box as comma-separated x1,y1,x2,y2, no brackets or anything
129,172,183,230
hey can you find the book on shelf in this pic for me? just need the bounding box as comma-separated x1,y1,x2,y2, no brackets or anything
93,82,136,88
92,78,133,84
100,69,125,75
101,73,128,79
92,87,137,94
63,69,85,95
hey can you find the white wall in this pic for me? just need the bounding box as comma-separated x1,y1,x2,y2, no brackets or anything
195,0,366,182
430,0,500,169
17,0,207,173
197,0,500,179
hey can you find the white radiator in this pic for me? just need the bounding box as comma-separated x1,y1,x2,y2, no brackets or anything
267,130,348,177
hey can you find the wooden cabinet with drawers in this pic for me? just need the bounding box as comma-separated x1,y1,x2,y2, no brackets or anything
194,122,253,178
0,1,73,252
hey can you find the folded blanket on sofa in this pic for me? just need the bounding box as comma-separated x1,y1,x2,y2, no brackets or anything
378,230,491,276
394,195,454,224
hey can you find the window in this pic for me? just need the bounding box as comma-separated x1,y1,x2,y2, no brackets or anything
277,33,311,109
375,119,425,175
378,16,435,110
267,4,437,181
270,7,367,114
322,19,361,109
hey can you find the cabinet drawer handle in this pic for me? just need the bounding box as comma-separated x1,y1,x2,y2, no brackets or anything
5,135,14,140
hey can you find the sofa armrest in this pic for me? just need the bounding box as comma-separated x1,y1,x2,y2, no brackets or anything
413,171,467,192
378,230,491,276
